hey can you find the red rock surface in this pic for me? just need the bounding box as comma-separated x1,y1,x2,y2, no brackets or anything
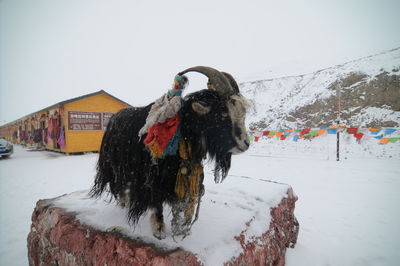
27,189,298,266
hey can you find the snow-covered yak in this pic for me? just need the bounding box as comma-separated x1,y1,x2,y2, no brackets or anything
90,66,250,239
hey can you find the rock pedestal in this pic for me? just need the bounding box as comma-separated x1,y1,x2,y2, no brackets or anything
27,178,299,265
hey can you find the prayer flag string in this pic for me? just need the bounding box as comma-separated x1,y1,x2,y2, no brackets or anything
248,126,399,144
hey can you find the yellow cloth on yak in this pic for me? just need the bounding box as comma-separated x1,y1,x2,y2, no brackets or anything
175,139,203,220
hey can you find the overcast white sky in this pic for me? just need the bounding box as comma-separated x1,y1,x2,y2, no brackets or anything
1,0,399,125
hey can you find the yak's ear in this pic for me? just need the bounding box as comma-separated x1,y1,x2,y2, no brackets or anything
192,102,211,115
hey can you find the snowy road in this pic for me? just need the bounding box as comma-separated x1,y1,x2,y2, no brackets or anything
1,144,399,265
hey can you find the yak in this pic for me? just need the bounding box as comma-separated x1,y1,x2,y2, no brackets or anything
90,66,250,239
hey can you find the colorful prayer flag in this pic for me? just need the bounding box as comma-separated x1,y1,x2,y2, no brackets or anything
318,129,327,136
369,129,381,135
308,130,318,136
347,128,358,134
284,131,291,136
379,138,390,144
328,128,337,134
254,131,263,138
300,128,311,135
249,126,398,145
384,128,396,135
354,133,364,140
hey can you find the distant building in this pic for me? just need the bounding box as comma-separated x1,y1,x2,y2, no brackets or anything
0,90,131,154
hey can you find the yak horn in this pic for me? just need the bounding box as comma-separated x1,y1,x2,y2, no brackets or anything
178,66,233,96
222,72,239,94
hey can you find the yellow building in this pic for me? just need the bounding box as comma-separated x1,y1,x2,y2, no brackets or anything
0,90,131,154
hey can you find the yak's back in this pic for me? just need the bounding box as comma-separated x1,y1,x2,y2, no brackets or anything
92,104,153,198
107,105,152,140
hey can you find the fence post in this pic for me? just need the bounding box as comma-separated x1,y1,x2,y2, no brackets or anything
336,82,341,162
336,130,340,161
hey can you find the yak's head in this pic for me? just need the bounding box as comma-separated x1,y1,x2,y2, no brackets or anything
178,66,251,183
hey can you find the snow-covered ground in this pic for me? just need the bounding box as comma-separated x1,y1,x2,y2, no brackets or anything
1,137,399,265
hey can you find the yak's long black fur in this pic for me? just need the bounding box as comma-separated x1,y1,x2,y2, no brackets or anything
90,89,236,224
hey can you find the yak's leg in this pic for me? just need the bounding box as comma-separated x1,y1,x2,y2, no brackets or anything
171,198,192,238
117,188,130,208
150,204,166,240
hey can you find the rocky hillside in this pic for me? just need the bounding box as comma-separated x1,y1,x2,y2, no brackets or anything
241,48,400,130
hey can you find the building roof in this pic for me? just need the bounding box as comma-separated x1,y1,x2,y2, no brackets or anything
44,89,132,111
1,90,132,126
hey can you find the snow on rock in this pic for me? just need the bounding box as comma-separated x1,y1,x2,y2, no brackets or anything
27,177,298,266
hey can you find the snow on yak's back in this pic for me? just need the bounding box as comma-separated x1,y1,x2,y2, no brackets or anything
90,66,251,239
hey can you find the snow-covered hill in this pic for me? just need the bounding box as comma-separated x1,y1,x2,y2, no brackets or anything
241,48,400,130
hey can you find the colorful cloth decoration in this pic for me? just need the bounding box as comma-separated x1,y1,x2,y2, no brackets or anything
47,118,54,140
207,80,215,89
140,75,188,160
168,75,188,97
57,127,65,148
144,114,180,159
